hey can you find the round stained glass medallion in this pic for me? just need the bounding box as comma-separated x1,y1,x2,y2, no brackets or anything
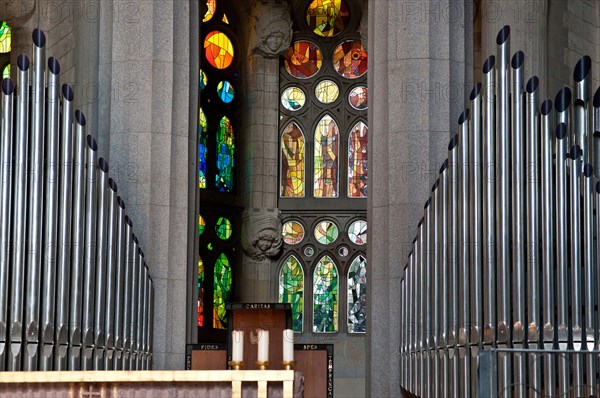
217,80,235,103
315,80,339,104
348,219,367,245
306,0,350,37
338,246,349,257
200,69,207,90
284,41,323,79
215,217,233,240
349,86,367,110
198,215,206,236
304,245,315,257
281,87,306,111
282,221,305,245
204,31,235,69
333,40,367,79
314,220,339,244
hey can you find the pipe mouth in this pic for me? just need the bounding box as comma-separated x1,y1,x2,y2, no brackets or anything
594,87,600,108
526,76,539,94
470,83,482,101
33,29,46,48
17,54,30,71
75,110,86,126
511,51,524,69
496,25,510,45
62,84,74,101
48,57,60,75
2,78,14,95
417,218,423,228
440,159,448,173
87,134,98,151
139,248,144,257
424,197,431,209
574,99,585,107
570,144,582,159
109,177,118,192
554,87,571,112
482,55,495,74
583,163,593,177
412,236,417,244
594,130,600,138
432,179,439,191
573,55,591,82
555,123,568,140
597,181,600,194
448,134,459,150
125,215,133,227
541,99,552,115
98,157,109,173
458,109,469,125
117,196,125,209
133,235,139,245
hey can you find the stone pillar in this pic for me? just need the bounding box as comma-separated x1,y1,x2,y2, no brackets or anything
366,1,470,396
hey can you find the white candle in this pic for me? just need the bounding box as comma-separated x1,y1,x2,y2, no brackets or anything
257,329,269,362
232,330,244,362
283,329,294,362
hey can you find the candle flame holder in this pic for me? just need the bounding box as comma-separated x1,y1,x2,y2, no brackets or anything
229,360,245,370
281,360,296,370
256,360,271,370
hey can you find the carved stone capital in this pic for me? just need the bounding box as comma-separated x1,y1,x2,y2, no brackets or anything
241,208,283,261
249,0,293,58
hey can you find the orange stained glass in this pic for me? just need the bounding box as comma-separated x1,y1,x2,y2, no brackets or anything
333,40,367,79
204,31,234,69
314,115,339,198
222,13,229,23
284,41,323,79
282,221,305,245
348,121,368,197
281,122,305,197
203,0,216,22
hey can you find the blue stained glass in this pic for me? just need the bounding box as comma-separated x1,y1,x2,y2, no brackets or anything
216,116,235,192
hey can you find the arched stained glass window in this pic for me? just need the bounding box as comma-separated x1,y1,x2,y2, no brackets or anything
313,256,338,332
199,108,208,189
216,116,234,192
198,257,205,326
279,256,304,332
281,122,305,197
348,121,367,197
347,254,366,333
213,252,232,329
314,115,339,198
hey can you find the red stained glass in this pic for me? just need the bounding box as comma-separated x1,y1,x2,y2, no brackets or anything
204,31,234,69
284,41,323,79
332,40,367,79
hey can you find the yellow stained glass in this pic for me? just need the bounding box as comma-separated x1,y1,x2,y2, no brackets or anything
315,80,339,104
314,115,339,198
222,14,229,24
281,122,305,197
2,64,9,79
204,31,234,70
203,0,216,22
0,21,10,53
306,0,350,37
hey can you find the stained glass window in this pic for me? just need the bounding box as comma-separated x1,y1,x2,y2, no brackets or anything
281,87,306,111
347,255,366,333
314,115,339,198
314,220,339,244
204,31,235,70
213,253,232,329
200,69,207,90
333,40,367,79
282,221,305,245
279,256,304,332
198,215,206,236
349,86,367,110
315,80,339,104
199,108,208,189
284,41,323,79
0,21,10,53
203,0,216,22
348,121,367,197
216,116,234,192
2,64,8,79
306,0,350,37
222,14,229,24
198,257,205,326
281,122,305,197
217,80,234,103
348,219,367,245
313,256,338,332
215,217,232,240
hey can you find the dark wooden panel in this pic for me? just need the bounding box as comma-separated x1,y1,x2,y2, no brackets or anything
295,344,333,398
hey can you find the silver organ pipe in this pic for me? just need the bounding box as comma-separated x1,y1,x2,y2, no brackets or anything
401,25,600,396
0,29,154,371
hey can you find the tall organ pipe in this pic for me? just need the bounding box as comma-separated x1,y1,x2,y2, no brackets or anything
122,218,134,370
573,56,591,165
582,164,595,398
448,135,459,397
104,179,118,370
438,160,449,397
113,197,126,370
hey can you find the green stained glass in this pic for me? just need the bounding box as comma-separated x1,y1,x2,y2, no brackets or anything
279,256,304,332
282,221,305,245
213,253,232,329
313,256,338,333
314,220,338,244
217,80,235,103
281,122,305,197
0,21,11,53
198,215,206,235
306,0,350,37
348,219,367,245
314,115,339,198
315,80,339,104
347,255,366,333
2,64,9,79
200,69,207,90
198,257,205,326
348,121,368,197
215,216,233,240
216,116,234,192
199,108,208,189
281,87,306,112
207,242,213,251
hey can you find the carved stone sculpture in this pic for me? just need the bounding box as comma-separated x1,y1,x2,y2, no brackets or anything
241,208,283,261
250,0,293,58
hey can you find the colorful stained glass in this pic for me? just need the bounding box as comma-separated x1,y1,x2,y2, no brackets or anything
333,40,367,79
349,86,367,110
215,217,233,240
213,253,232,329
198,215,206,236
314,220,338,244
204,31,234,69
282,221,305,245
217,80,235,103
199,108,208,189
348,219,367,245
2,64,9,79
284,41,322,79
0,21,11,53
347,255,366,333
200,69,207,90
348,121,367,197
315,80,339,104
313,256,338,333
202,0,216,22
216,116,234,192
314,115,339,198
198,256,205,326
279,256,304,332
222,14,229,24
281,87,306,111
304,246,315,257
281,122,305,197
306,0,350,37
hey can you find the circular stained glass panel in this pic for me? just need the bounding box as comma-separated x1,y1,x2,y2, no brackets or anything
282,221,305,245
349,86,368,110
348,219,367,245
198,215,206,236
284,41,323,79
217,80,235,103
204,31,235,69
314,220,339,244
333,41,367,79
215,217,233,240
304,245,315,257
200,69,207,90
306,0,350,37
281,87,306,111
315,80,339,104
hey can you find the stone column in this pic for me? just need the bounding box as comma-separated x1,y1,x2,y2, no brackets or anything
366,1,470,396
